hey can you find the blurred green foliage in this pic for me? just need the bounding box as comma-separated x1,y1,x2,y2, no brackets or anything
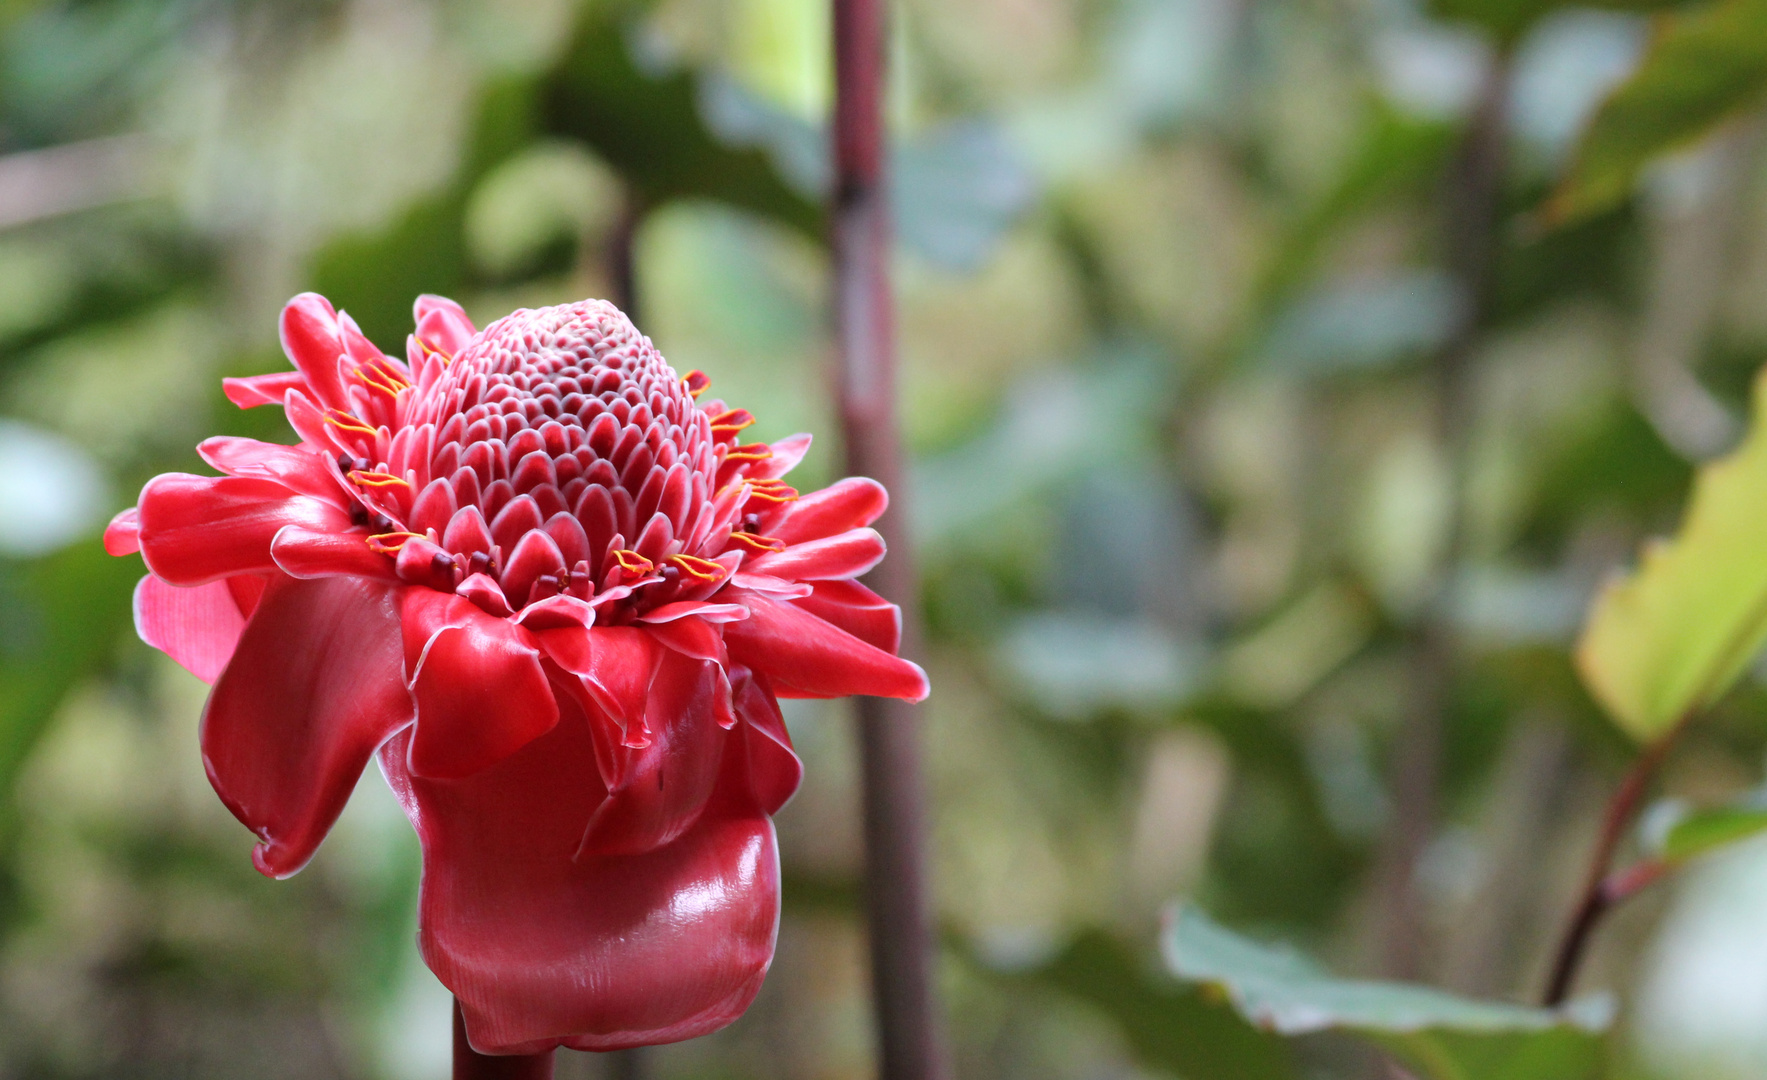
5,0,1767,1077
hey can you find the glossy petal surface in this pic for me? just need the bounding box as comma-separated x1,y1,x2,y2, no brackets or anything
402,591,559,780
201,575,412,877
133,575,248,684
383,716,779,1054
725,593,929,701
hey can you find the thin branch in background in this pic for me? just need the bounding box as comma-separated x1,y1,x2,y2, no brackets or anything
831,0,947,1078
606,183,643,323
1542,719,1688,1006
1375,51,1513,981
453,1000,554,1080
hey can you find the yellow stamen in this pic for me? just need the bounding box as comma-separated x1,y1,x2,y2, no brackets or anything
744,478,799,505
348,470,412,490
664,554,724,584
722,443,772,464
726,532,785,555
324,409,379,438
366,531,423,556
610,549,654,577
709,409,755,438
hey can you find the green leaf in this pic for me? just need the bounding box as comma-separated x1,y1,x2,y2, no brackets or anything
999,928,1297,1080
540,11,820,238
1164,905,1609,1080
1552,0,1767,224
0,541,139,802
1575,366,1767,740
1649,791,1767,862
1433,0,1704,48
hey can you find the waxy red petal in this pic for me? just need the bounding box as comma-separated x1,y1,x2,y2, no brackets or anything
772,477,888,544
573,626,665,739
279,292,350,409
642,615,726,663
754,433,812,480
104,507,141,555
137,474,353,586
134,575,247,684
731,669,802,815
745,527,884,581
381,716,779,1054
271,525,399,581
792,578,900,652
401,591,559,780
201,575,412,877
723,592,928,701
415,294,477,354
198,437,348,508
222,370,307,409
577,649,728,857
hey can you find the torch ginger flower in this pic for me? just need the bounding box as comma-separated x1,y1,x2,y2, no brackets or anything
104,294,928,1053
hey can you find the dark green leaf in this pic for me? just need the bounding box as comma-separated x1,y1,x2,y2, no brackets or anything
1552,0,1767,223
1164,905,1609,1080
1006,928,1296,1080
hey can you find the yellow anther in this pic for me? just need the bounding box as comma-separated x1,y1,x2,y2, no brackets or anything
366,531,423,556
610,549,654,577
743,478,798,505
725,532,785,556
664,554,724,584
348,470,412,490
722,443,772,463
324,409,379,438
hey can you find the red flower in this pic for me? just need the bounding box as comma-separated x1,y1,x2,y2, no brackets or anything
104,294,928,1053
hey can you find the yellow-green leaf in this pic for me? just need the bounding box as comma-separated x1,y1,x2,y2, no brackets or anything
1576,366,1767,740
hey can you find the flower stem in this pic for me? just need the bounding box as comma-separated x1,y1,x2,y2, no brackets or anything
452,999,554,1080
831,1,947,1078
1541,721,1686,1006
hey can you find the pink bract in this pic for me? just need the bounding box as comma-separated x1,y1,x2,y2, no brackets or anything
105,293,928,1053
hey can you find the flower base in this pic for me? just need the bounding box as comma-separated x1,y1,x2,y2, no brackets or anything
454,1000,554,1079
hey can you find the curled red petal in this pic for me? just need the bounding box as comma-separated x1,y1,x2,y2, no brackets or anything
222,371,307,409
401,591,559,780
723,592,928,701
380,715,779,1054
642,614,726,663
279,292,349,409
104,507,141,555
573,626,665,739
201,575,412,877
744,527,884,581
271,525,399,581
414,294,477,354
514,594,596,630
133,574,247,684
757,433,812,479
576,649,728,857
198,437,348,508
138,474,352,586
638,600,749,623
732,668,802,815
771,477,887,545
792,578,900,652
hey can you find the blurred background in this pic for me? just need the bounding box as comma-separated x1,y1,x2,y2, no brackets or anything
2,0,1766,1076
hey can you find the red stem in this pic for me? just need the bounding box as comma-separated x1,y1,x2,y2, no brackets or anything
1541,724,1685,1006
832,1,947,1078
452,999,554,1080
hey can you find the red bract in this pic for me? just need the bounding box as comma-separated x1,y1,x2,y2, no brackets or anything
105,294,928,1053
